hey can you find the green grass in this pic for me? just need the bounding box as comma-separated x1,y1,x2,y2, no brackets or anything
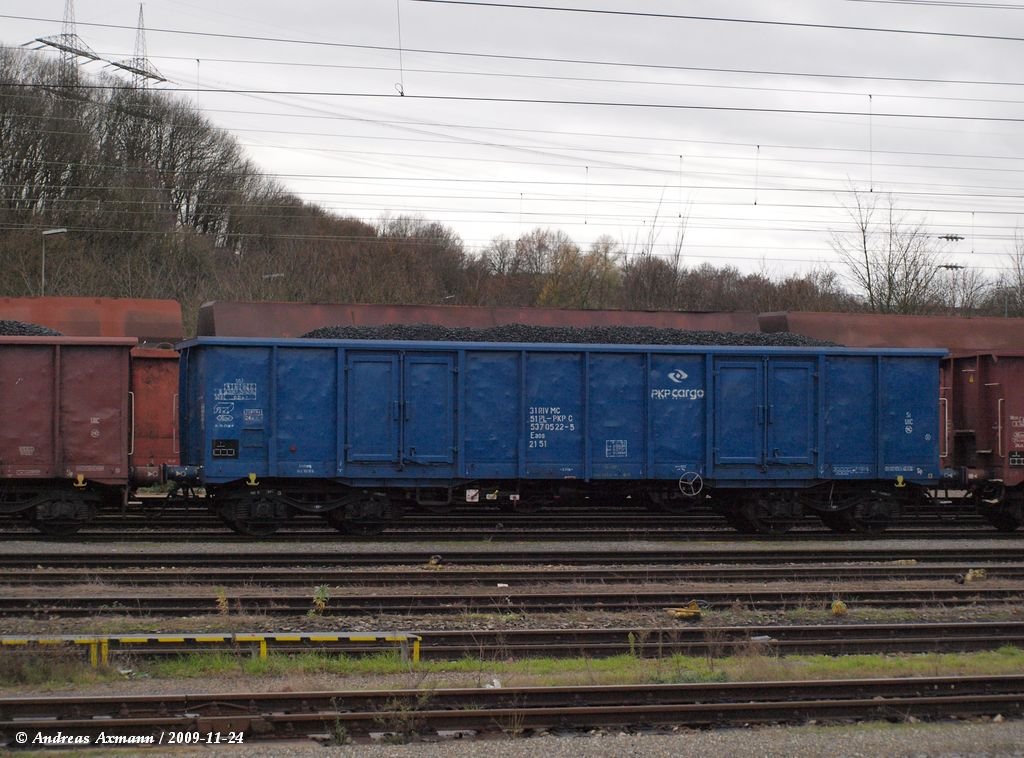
0,653,121,688
6,643,1024,691
139,646,1024,687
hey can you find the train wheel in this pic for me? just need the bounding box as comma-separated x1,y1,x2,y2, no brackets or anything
982,510,1021,532
739,497,797,535
223,517,279,537
976,486,1022,532
217,496,283,537
32,519,85,537
848,496,900,534
720,506,756,533
30,499,94,537
818,510,855,533
326,492,392,535
737,491,798,532
332,518,386,536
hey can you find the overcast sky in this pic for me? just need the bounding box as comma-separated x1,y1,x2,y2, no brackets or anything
4,0,1024,282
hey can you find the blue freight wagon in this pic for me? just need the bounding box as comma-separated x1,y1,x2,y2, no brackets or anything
174,338,945,535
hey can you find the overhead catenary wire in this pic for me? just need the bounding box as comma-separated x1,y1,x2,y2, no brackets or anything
3,6,1021,285
8,86,1024,166
6,17,1024,89
10,80,1024,123
16,44,1024,106
412,0,1024,43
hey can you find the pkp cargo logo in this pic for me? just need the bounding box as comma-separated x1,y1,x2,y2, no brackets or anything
652,368,705,401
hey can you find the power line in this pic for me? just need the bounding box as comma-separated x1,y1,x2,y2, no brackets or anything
6,15,1024,88
9,162,1024,201
413,0,1024,43
13,92,1024,168
14,45,1024,107
11,80,1024,123
845,0,1024,8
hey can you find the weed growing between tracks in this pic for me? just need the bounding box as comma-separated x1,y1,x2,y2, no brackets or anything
328,697,350,746
376,687,435,744
0,651,120,688
79,646,1024,691
5,633,1024,691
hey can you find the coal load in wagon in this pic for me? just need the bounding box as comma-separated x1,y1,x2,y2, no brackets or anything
302,323,838,347
0,320,62,336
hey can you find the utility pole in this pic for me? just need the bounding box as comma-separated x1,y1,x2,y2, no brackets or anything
28,0,101,89
109,5,167,88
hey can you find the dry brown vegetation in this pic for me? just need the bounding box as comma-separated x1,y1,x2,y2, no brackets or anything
4,48,1022,326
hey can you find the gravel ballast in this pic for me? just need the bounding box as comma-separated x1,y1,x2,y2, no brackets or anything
144,720,1024,758
301,323,837,347
0,320,61,336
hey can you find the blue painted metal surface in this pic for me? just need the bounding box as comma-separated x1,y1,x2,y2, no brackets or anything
177,338,945,489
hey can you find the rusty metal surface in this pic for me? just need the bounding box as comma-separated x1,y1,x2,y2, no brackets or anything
197,301,760,337
0,338,133,485
760,311,1024,353
0,297,183,344
944,353,1024,487
129,347,180,482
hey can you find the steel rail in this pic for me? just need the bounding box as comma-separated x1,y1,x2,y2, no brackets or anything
2,563,1022,587
3,675,1022,741
0,546,1020,569
1,527,1014,544
5,586,1023,617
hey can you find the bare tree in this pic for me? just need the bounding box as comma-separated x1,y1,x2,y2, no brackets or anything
936,266,990,315
619,203,688,310
830,189,951,314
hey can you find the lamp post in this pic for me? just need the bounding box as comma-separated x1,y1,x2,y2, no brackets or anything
40,228,67,296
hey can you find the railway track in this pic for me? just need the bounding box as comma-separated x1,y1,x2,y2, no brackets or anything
6,586,1022,618
1,546,1020,569
3,563,1020,587
0,521,1014,542
370,621,1024,658
4,675,1022,743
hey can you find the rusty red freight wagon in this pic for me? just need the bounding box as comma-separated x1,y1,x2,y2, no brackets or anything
0,337,135,534
0,297,183,344
129,346,181,485
761,311,1024,354
942,353,1024,530
0,297,183,502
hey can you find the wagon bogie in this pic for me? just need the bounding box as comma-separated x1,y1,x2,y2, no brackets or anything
30,498,97,536
323,490,395,535
3,481,101,536
736,491,802,535
213,491,290,537
973,485,1023,532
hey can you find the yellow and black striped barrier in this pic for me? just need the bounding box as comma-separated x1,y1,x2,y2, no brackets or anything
0,632,421,667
